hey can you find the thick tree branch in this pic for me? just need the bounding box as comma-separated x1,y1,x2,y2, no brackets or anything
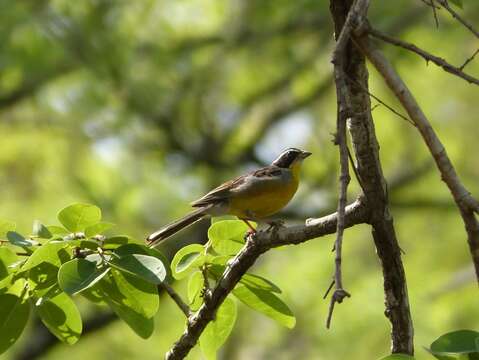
165,199,369,360
368,27,479,86
356,35,479,282
330,0,414,354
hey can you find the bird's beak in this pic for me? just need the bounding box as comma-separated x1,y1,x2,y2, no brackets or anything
301,150,312,159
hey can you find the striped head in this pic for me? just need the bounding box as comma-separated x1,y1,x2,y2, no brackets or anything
271,148,312,169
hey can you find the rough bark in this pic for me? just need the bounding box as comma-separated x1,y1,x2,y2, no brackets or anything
329,0,414,354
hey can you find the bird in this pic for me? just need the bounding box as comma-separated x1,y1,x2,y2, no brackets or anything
146,147,311,246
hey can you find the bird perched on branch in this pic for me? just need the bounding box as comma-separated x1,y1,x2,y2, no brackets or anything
146,148,311,246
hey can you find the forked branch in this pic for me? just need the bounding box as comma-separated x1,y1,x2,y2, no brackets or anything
356,35,479,282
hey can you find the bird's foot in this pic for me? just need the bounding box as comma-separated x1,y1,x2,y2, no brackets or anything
243,228,257,241
266,219,285,232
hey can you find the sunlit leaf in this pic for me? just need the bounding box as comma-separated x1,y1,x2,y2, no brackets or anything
47,226,70,236
114,244,171,280
188,271,204,310
84,222,114,238
109,254,167,284
428,330,479,359
233,284,295,328
208,220,249,255
0,293,30,354
0,248,18,281
58,203,102,232
200,297,237,360
22,241,72,291
99,269,158,338
36,291,82,344
209,265,281,293
58,259,110,295
103,235,130,249
171,244,205,279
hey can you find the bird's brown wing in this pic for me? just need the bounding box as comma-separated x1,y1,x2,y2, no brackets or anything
190,165,283,207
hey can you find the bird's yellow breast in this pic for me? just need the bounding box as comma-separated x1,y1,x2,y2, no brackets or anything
228,167,300,219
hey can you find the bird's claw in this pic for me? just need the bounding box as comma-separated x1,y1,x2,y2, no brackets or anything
266,220,285,232
243,229,257,240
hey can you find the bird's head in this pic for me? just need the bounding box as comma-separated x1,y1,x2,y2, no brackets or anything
272,148,312,169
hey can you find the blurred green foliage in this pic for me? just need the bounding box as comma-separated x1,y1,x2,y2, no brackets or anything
1,0,478,359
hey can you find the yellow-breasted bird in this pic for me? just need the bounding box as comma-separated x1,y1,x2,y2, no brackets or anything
146,148,311,246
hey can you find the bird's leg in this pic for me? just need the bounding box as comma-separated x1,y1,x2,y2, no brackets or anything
241,219,256,239
266,219,285,232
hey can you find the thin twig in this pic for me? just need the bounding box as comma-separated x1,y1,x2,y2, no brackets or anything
160,282,191,317
419,0,440,9
430,0,440,28
460,48,479,70
436,0,479,38
345,74,416,126
323,279,335,299
368,27,479,86
326,0,370,329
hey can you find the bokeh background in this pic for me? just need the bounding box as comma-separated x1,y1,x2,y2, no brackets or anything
1,0,478,359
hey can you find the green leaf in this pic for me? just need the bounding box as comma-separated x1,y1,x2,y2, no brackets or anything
113,244,171,280
107,269,159,317
36,291,82,344
429,330,479,359
103,235,130,248
84,222,114,238
448,0,463,8
58,258,110,295
208,265,281,293
33,220,53,239
0,293,30,355
47,226,70,236
58,203,102,232
171,244,206,279
0,219,16,237
0,248,18,281
379,355,415,360
112,303,154,339
188,271,204,310
207,255,233,265
208,220,249,255
7,231,36,247
114,243,158,257
22,241,72,291
81,285,107,305
233,284,295,328
200,297,237,360
99,269,158,338
109,254,167,284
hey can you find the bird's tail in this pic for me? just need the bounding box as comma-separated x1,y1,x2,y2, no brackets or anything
146,206,209,246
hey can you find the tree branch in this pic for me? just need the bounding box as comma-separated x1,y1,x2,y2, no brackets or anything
355,34,479,283
435,0,479,38
160,283,191,317
325,0,370,329
165,199,369,360
330,0,414,354
368,27,479,86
